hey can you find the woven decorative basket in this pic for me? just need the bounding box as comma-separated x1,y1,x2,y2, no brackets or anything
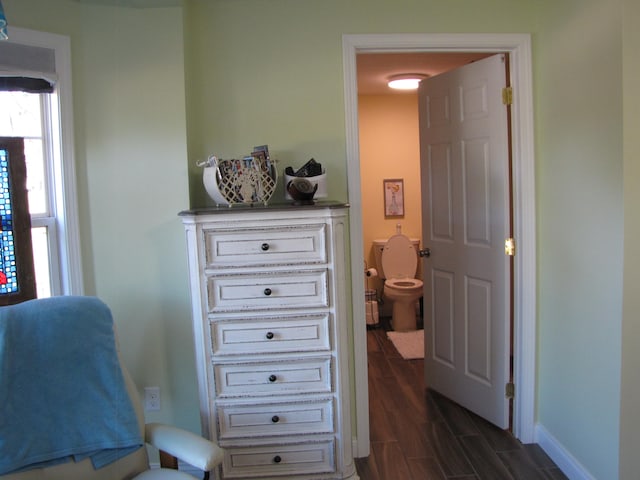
202,156,277,206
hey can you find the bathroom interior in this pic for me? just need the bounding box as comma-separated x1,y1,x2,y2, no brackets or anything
356,51,490,349
356,52,500,450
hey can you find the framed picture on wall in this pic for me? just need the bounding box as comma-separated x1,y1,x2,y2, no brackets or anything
383,178,404,218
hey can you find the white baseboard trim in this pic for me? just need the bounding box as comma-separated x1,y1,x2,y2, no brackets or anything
352,437,365,458
535,424,595,480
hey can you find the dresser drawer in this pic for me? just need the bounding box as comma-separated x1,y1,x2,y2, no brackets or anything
221,440,335,478
214,357,332,398
204,224,327,268
211,315,331,356
207,270,328,312
217,398,334,439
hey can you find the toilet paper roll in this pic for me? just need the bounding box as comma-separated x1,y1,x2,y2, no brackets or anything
365,268,378,277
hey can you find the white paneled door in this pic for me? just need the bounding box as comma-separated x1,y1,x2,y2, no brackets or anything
419,54,512,429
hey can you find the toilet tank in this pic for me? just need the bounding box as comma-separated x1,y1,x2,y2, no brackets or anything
373,238,420,279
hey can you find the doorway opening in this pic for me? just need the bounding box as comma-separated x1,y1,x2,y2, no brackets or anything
356,50,492,339
342,33,536,458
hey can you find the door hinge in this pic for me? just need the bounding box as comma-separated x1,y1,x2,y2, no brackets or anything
505,237,515,256
502,86,513,105
505,382,515,399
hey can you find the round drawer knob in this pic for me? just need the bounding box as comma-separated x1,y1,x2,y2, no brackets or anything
263,288,272,296
265,332,274,340
273,455,282,464
271,415,280,423
261,243,270,251
268,374,277,382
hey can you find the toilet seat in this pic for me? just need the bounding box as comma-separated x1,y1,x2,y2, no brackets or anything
381,234,418,279
386,278,422,289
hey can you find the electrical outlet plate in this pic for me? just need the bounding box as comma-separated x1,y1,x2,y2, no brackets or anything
144,386,160,411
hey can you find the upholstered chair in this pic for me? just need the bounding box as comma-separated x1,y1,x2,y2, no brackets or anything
0,296,223,480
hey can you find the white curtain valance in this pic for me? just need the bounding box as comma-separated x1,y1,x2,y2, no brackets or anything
0,40,57,92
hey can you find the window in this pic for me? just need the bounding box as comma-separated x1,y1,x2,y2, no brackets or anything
1,93,53,297
0,27,83,297
0,137,36,304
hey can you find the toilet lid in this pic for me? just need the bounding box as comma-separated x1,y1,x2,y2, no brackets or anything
381,234,417,279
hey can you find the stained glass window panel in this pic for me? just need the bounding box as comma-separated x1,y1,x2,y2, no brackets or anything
0,146,18,294
0,137,35,305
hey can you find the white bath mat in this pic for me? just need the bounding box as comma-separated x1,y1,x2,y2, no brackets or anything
386,329,424,360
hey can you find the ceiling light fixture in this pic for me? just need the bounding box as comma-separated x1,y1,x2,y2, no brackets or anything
387,74,428,90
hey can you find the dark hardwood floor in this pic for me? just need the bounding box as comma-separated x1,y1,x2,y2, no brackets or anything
355,323,567,480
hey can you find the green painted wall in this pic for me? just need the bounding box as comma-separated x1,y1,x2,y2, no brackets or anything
183,0,539,207
620,0,640,478
2,0,633,478
75,5,198,433
2,0,200,435
535,1,623,478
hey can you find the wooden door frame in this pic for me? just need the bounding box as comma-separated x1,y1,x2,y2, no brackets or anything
342,33,536,457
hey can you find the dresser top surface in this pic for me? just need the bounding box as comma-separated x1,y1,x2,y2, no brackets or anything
179,201,349,217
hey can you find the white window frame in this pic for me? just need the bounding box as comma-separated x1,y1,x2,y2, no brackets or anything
7,27,83,295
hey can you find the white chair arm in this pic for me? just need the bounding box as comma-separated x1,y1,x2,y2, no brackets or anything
145,423,224,472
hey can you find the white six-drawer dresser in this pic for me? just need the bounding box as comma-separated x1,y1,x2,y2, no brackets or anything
180,203,359,480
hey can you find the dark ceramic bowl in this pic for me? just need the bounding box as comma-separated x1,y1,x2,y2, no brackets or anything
287,178,318,204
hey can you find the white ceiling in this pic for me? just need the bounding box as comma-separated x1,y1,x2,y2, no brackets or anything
356,52,492,95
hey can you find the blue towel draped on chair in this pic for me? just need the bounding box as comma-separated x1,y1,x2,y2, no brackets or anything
0,296,143,475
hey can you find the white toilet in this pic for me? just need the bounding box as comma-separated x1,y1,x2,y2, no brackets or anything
373,234,423,331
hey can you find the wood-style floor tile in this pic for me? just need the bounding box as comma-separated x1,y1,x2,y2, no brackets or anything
470,410,523,452
406,456,448,479
522,444,559,469
541,468,570,479
368,380,397,442
357,325,566,480
371,441,413,479
429,419,476,477
459,434,517,479
430,390,480,436
355,451,381,480
389,412,433,459
497,449,551,480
